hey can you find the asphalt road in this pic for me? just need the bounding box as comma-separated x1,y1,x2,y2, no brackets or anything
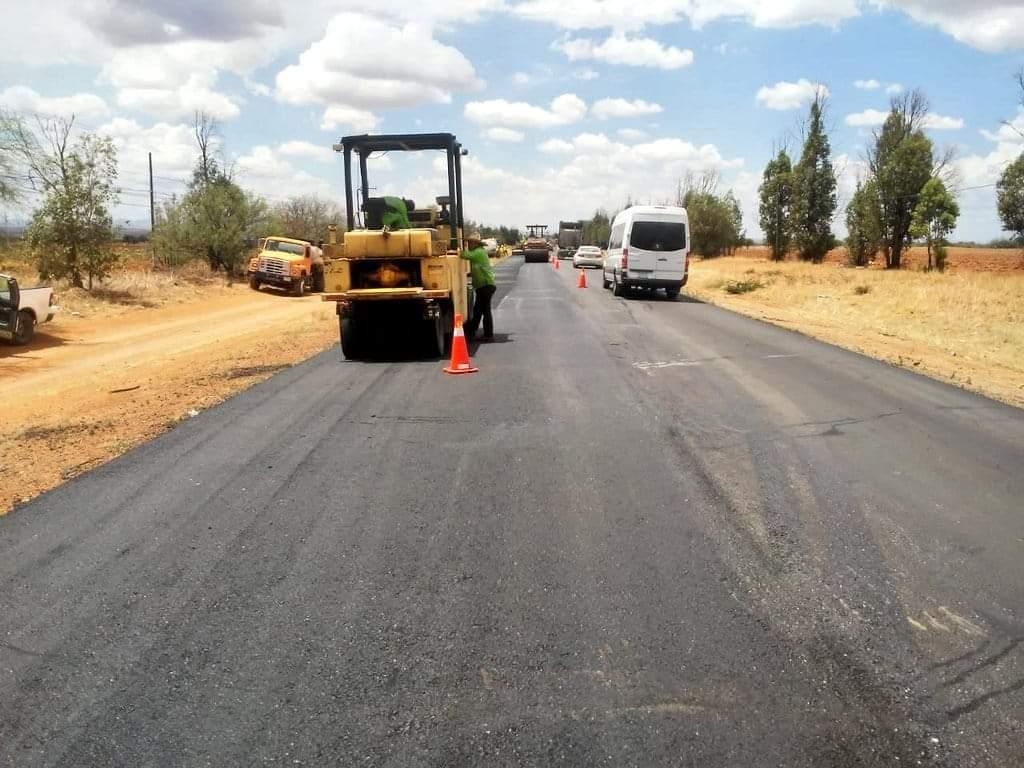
2,256,1023,767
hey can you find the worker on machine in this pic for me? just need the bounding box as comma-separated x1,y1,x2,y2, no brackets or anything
381,196,412,230
460,232,496,341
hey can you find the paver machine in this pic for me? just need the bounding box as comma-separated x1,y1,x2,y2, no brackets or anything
321,133,475,359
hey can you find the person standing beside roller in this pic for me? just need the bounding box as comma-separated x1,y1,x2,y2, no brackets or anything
460,231,496,341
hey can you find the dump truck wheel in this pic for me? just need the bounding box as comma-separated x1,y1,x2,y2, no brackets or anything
423,314,444,358
249,277,261,291
293,276,306,297
340,316,362,360
312,266,325,293
12,311,35,345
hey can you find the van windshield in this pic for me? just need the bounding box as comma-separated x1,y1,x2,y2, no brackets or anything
630,222,686,252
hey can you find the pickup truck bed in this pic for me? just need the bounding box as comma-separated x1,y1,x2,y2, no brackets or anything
1,274,57,345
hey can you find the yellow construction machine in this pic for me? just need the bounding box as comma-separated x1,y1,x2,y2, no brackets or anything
321,133,475,359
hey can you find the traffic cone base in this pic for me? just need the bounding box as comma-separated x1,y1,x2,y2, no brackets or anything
554,257,560,270
444,313,479,375
577,269,587,288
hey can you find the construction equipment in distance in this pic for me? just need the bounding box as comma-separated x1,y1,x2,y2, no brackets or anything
523,225,551,263
321,133,475,359
557,220,583,260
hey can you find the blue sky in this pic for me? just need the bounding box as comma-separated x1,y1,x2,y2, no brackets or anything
2,1,1024,241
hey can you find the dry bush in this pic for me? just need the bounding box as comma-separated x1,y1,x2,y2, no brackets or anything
687,257,1024,405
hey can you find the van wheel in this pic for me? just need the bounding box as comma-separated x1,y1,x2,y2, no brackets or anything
665,286,680,300
602,273,611,289
13,311,35,345
612,274,627,298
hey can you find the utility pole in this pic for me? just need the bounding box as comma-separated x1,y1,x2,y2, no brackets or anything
148,152,155,234
148,152,156,267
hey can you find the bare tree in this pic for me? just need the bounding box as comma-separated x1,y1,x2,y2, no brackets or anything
192,111,223,185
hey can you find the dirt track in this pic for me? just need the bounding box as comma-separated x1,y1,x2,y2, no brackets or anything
1,288,337,514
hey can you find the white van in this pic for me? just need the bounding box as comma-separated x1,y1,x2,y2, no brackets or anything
602,205,689,299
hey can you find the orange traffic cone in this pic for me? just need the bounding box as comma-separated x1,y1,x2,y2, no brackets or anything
577,269,587,288
554,256,560,271
443,313,479,375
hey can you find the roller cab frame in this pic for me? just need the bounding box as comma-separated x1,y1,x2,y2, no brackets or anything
321,133,474,359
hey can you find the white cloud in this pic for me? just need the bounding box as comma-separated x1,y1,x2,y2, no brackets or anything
923,113,964,131
464,93,587,129
617,127,648,141
539,138,575,154
512,71,532,86
854,79,881,90
115,73,241,121
714,42,729,54
96,117,199,215
555,34,693,69
756,79,828,111
512,0,858,31
276,13,482,130
454,130,743,227
871,0,1024,52
320,105,380,133
591,98,663,120
234,144,335,200
484,126,525,142
0,85,109,120
845,109,963,130
886,83,904,95
573,68,599,80
844,108,889,127
278,140,334,162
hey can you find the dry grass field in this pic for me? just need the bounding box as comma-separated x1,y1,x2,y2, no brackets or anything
687,255,1024,407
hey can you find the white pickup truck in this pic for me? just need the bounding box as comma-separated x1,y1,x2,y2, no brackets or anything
1,273,58,345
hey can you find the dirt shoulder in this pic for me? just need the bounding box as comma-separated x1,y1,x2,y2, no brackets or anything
1,284,337,515
686,256,1024,409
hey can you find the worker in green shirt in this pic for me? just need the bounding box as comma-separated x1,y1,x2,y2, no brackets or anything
460,232,496,340
381,196,411,230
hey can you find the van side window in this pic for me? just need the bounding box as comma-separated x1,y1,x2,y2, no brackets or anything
608,223,625,250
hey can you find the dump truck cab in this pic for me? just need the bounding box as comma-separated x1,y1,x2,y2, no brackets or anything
321,132,474,359
248,236,325,296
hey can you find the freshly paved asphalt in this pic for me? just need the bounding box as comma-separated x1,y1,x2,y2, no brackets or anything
2,255,1022,767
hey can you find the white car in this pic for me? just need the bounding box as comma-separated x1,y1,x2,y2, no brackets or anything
482,238,499,257
573,245,604,269
602,205,689,299
1,273,58,345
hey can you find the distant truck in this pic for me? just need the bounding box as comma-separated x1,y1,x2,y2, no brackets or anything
523,225,551,263
557,220,583,259
0,273,57,345
248,236,325,296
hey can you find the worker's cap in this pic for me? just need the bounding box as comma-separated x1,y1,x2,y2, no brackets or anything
466,231,483,243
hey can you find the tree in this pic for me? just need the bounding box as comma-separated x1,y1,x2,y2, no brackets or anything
790,92,837,263
910,178,959,272
582,209,611,246
0,110,27,204
868,90,935,269
272,195,343,243
22,118,120,289
996,152,1024,244
677,172,744,258
758,149,794,260
845,179,882,267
